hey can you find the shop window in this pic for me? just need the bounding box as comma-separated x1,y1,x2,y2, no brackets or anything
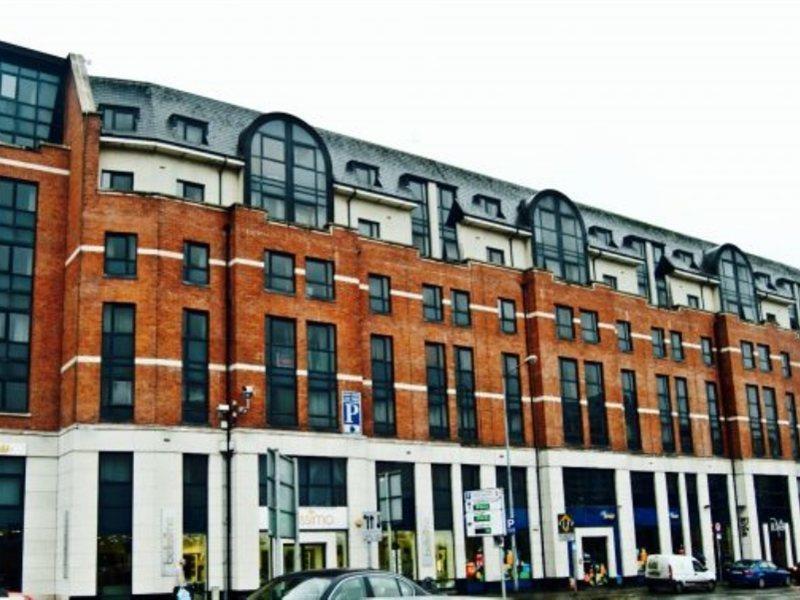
376,462,416,579
182,310,209,424
0,457,24,591
100,303,135,422
298,457,346,506
307,323,337,430
496,466,532,579
708,474,734,565
182,454,208,589
665,473,684,554
431,464,455,586
104,233,137,278
97,452,133,599
265,251,295,294
631,472,660,568
461,465,483,581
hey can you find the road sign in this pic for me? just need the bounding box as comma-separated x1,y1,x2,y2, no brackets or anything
557,512,575,538
342,391,362,434
362,510,383,542
506,517,516,534
464,488,506,537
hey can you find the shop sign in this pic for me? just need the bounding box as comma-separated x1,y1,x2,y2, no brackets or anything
557,512,575,539
0,442,25,456
769,518,787,533
298,506,348,531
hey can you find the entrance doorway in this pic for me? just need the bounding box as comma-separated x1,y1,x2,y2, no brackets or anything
582,537,609,586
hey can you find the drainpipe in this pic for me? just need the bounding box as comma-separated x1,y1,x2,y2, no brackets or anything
346,187,357,229
223,219,234,599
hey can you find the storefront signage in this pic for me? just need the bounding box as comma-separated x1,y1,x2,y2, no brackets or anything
464,488,506,537
0,442,26,456
342,391,362,434
768,518,787,533
160,509,177,576
298,507,348,531
557,512,575,537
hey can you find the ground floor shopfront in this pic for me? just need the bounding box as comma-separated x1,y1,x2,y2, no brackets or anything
2,425,800,598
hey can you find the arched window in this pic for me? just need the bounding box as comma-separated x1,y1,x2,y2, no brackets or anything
530,191,589,284
241,113,332,228
717,246,758,321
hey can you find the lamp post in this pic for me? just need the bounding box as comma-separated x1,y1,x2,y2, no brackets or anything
501,354,537,593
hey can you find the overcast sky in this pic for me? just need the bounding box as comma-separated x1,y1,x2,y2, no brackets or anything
4,1,800,267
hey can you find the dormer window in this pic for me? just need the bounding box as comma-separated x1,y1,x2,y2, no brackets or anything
100,105,138,132
346,161,381,187
473,195,504,219
171,115,208,145
754,272,772,290
590,226,615,247
673,249,696,269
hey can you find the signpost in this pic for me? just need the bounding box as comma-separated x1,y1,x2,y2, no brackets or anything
557,513,577,590
464,488,507,599
342,391,362,434
362,510,383,568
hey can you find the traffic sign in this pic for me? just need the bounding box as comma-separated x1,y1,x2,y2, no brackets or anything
362,510,383,543
506,517,516,534
557,512,575,538
464,488,506,537
342,391,362,434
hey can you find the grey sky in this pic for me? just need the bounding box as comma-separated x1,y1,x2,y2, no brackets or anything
5,0,800,266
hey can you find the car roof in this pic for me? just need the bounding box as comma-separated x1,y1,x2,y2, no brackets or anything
275,568,402,580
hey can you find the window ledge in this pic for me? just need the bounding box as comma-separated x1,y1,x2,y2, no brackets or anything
0,411,31,418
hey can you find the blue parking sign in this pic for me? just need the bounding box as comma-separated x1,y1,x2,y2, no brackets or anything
342,391,362,434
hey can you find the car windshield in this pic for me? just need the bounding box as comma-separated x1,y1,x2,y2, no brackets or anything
731,560,758,568
250,576,334,600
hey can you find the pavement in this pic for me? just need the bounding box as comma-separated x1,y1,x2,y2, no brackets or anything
510,583,800,599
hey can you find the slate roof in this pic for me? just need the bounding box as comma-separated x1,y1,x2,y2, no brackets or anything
89,76,800,291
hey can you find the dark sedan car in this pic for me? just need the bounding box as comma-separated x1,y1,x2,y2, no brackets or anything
247,569,431,600
726,560,791,588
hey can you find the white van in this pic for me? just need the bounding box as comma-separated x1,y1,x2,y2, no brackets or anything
645,554,716,593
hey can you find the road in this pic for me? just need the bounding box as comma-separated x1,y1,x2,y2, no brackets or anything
513,584,799,599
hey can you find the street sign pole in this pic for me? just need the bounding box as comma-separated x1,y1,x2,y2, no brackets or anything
497,536,507,600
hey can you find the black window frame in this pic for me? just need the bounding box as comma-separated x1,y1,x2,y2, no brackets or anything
357,218,381,239
687,294,700,309
741,341,755,369
786,392,799,460
305,258,335,301
670,331,684,361
426,342,449,439
486,247,505,265
368,274,391,314
601,274,618,289
531,193,589,284
781,352,792,378
656,374,675,453
406,177,430,257
306,322,337,431
422,285,443,322
701,337,714,366
499,299,517,334
182,309,209,425
503,353,524,445
183,454,208,534
651,328,666,359
173,115,208,145
0,60,62,149
555,305,574,340
455,346,478,443
177,179,205,202
100,104,138,132
298,457,347,506
763,387,781,459
371,335,396,437
580,310,599,344
266,316,297,427
757,344,772,372
621,370,641,451
746,384,764,457
183,241,210,286
675,377,692,454
451,290,471,327
706,382,724,456
264,251,295,295
100,303,135,423
438,185,460,262
585,362,608,448
104,232,137,278
616,320,632,352
100,170,134,192
560,357,583,445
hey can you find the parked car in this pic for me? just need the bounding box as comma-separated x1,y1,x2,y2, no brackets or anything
790,562,800,585
644,554,716,593
247,569,431,600
726,560,791,588
0,589,32,600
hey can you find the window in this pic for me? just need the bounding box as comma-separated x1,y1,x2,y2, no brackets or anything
656,375,675,453
0,178,36,413
182,310,209,424
100,170,133,191
585,362,608,447
556,306,574,340
173,115,207,144
266,317,297,427
670,331,684,361
675,378,692,454
580,310,599,344
741,341,755,369
307,323,337,430
426,343,448,439
245,115,331,228
100,105,137,131
716,246,758,321
531,193,588,284
706,383,724,456
101,304,135,422
616,320,632,352
651,328,666,358
786,393,799,460
432,464,453,530
746,385,764,457
305,259,334,300
503,354,524,445
559,358,582,445
687,294,700,309
781,352,792,378
621,370,641,451
406,178,430,257
357,218,380,238
757,344,771,372
487,247,505,265
763,388,781,459
0,60,61,148
368,275,391,314
264,251,295,294
701,337,714,366
0,456,25,590
177,180,205,202
451,290,471,327
183,242,209,285
422,285,443,322
652,244,671,307
97,453,133,599
438,185,460,261
628,239,650,298
347,161,380,187
298,457,346,506
455,347,477,442
602,274,618,289
104,233,137,278
183,454,208,535
499,299,516,334
371,335,395,436
665,473,684,554
481,196,503,218
593,228,614,246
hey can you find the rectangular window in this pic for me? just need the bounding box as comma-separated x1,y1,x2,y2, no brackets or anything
307,323,337,430
371,335,395,436
183,241,209,286
0,61,61,148
560,358,583,445
631,471,660,556
602,274,617,289
585,362,608,447
580,310,599,343
406,178,430,257
503,354,524,445
675,377,692,454
621,370,641,451
298,457,347,506
0,456,24,591
706,382,724,456
687,294,700,308
97,452,133,599
438,185,460,261
177,180,205,202
741,341,755,369
266,317,297,427
556,306,574,340
101,303,135,422
670,331,684,361
100,105,138,131
426,343,449,439
368,274,391,314
305,258,334,300
781,352,792,378
499,299,517,333
701,337,714,366
656,375,675,452
100,170,134,191
357,218,380,239
183,454,208,534
746,385,764,457
422,285,443,322
264,251,295,294
486,247,505,265
104,233,137,277
757,344,771,372
786,393,799,460
182,310,209,424
665,472,683,553
651,328,666,359
350,163,380,187
451,290,471,327
483,197,503,218
432,464,453,530
763,387,781,459
173,116,208,144
616,320,632,352
455,347,477,442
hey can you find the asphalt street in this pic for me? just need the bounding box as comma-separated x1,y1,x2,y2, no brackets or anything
513,584,799,599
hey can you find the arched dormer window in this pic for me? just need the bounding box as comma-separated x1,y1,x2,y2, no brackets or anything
530,190,589,284
240,113,333,228
706,245,758,321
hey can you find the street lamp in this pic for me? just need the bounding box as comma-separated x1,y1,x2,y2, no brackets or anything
501,354,537,593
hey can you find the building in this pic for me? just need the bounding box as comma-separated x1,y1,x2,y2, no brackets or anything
1,39,800,598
